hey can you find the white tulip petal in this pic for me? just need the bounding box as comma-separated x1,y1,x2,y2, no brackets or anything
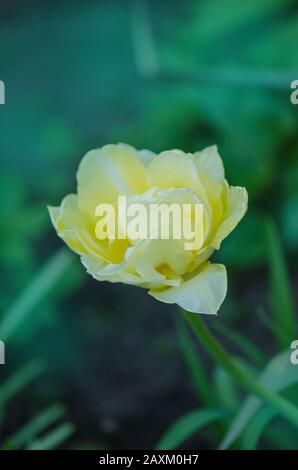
149,262,227,315
211,185,248,250
195,145,225,181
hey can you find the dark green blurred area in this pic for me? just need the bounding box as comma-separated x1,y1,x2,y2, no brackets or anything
0,0,297,450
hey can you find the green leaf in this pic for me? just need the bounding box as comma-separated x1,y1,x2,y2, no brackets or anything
184,312,298,445
7,403,66,449
219,350,298,449
27,422,75,450
0,360,43,408
155,408,226,450
214,321,267,367
257,308,290,347
176,316,213,406
0,249,74,341
0,360,43,428
265,218,296,348
242,390,298,450
213,367,241,412
282,195,298,250
241,406,276,449
214,356,259,413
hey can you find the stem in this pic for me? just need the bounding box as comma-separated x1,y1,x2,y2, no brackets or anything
183,311,298,429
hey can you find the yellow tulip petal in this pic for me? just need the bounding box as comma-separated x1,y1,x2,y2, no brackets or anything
147,151,212,228
211,185,248,250
48,194,90,255
149,262,227,314
147,150,201,192
199,172,225,240
48,194,129,263
77,144,148,217
118,143,156,167
134,238,190,283
194,145,225,181
81,253,144,285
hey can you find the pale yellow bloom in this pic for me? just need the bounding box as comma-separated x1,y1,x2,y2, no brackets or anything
48,144,248,314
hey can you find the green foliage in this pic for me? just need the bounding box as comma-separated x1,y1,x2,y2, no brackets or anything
176,316,214,406
0,361,43,414
6,404,67,449
212,367,241,413
155,408,227,450
0,363,74,450
26,423,75,451
219,351,298,449
0,249,74,341
213,322,267,367
265,219,296,348
241,406,276,450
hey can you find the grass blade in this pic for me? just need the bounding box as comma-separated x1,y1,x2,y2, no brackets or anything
214,322,267,367
219,350,298,449
183,312,298,446
0,360,43,408
265,218,296,348
7,403,66,449
257,308,290,346
241,406,276,449
176,316,213,406
0,249,73,341
27,422,74,450
155,408,226,450
213,366,241,412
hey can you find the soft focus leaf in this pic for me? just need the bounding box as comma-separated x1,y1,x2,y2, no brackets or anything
0,249,74,341
265,219,296,348
282,195,298,250
219,350,298,449
7,404,66,449
0,361,43,408
214,321,267,366
27,423,75,450
155,408,227,450
176,316,213,406
241,406,276,449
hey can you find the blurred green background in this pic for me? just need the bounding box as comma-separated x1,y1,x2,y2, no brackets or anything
0,0,297,450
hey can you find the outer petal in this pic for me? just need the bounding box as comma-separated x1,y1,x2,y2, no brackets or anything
147,150,212,222
48,194,129,263
194,145,225,181
149,262,227,315
48,194,91,255
118,143,156,167
81,252,144,286
80,241,180,289
77,144,148,217
147,150,200,191
199,172,225,237
211,185,248,250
